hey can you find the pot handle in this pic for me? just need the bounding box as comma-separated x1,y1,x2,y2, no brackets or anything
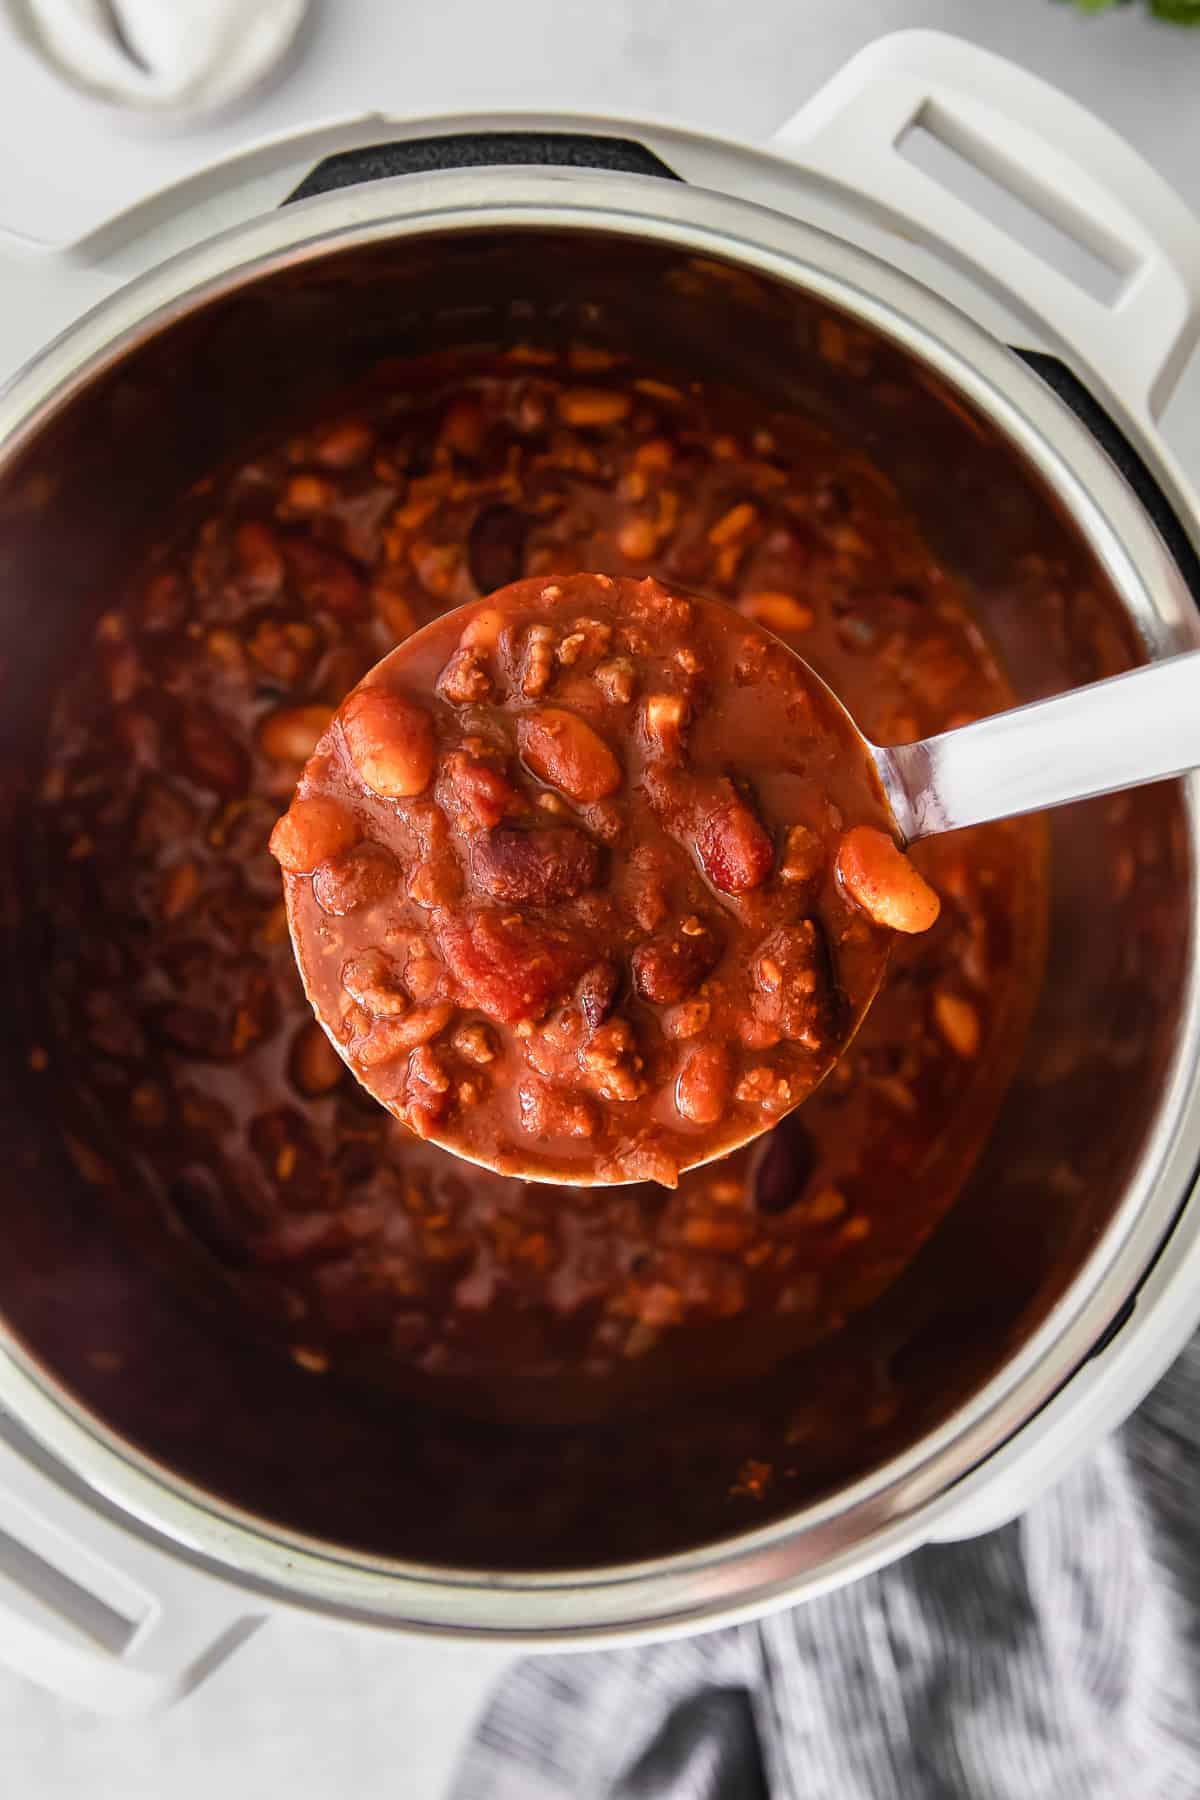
770,29,1200,425
0,1413,263,1715
0,120,683,387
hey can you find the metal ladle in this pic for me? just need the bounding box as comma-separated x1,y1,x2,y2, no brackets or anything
861,650,1200,844
287,627,1200,1186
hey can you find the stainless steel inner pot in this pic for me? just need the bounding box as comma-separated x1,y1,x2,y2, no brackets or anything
0,172,1197,1638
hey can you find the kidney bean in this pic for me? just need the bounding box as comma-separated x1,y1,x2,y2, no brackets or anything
695,787,774,894
284,538,364,615
753,1111,819,1213
632,917,723,1005
470,826,600,906
467,502,529,593
577,961,620,1033
179,707,249,797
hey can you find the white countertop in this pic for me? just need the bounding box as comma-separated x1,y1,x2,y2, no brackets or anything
1,1,1198,1794
2,0,1199,250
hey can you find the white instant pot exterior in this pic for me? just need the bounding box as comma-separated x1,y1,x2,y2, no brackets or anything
3,30,1200,1715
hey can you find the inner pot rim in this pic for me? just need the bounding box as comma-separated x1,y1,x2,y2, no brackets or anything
2,169,1199,1638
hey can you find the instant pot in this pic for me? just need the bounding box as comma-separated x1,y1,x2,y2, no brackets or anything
3,30,1200,1715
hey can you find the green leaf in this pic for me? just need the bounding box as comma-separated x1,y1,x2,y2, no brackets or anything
1149,0,1200,20
1057,0,1200,16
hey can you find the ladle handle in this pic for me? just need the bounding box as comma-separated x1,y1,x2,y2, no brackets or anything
880,652,1200,843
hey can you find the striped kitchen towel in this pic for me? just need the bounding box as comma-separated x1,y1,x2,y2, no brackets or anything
451,1334,1200,1799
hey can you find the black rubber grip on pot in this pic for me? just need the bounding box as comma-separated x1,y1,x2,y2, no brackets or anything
1016,349,1200,608
285,131,681,205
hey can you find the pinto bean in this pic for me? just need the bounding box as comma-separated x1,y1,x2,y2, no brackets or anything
557,388,631,427
517,707,621,803
341,687,435,798
269,793,359,873
836,826,940,933
675,1044,731,1126
258,703,335,763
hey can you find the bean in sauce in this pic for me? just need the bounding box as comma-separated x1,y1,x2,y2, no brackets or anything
29,347,1044,1391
